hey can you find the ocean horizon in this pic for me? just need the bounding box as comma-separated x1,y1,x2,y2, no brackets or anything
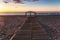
0,12,60,15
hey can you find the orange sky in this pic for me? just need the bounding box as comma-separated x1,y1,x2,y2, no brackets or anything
0,2,60,12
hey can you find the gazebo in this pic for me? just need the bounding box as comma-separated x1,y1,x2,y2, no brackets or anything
25,11,37,17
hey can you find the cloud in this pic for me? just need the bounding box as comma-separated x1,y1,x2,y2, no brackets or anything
32,0,39,1
2,0,24,4
13,0,24,4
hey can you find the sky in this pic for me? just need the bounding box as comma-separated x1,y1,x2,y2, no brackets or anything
0,0,60,12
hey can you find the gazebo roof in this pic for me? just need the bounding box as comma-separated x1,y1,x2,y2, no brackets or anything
25,11,36,13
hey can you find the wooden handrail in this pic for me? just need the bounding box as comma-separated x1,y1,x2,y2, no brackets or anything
9,17,28,40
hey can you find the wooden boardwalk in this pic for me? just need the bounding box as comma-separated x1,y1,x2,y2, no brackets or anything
12,17,51,40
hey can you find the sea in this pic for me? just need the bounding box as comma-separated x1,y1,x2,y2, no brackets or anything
0,12,60,15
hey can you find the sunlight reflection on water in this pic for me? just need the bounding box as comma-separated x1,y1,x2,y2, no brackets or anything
0,12,25,15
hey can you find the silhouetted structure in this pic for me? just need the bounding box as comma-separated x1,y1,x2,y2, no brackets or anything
25,11,37,17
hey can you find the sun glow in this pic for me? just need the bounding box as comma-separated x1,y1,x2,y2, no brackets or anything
0,2,60,12
0,3,5,12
